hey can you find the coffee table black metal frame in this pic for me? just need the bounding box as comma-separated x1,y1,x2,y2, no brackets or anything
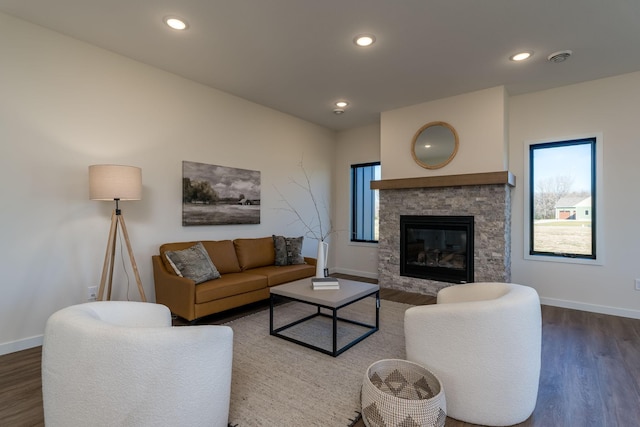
269,279,380,357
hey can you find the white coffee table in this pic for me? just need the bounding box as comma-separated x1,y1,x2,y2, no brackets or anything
269,278,380,357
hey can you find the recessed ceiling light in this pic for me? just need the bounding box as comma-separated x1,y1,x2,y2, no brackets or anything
335,101,349,108
164,16,188,30
333,108,345,115
354,35,375,47
509,51,533,61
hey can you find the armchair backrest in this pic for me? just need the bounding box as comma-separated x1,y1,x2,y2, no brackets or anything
42,301,233,427
437,281,511,303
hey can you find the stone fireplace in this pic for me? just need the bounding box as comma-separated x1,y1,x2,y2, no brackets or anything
372,172,514,295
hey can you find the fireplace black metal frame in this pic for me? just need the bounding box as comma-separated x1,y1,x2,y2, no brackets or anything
400,215,474,284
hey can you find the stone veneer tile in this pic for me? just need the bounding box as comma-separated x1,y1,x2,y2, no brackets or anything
378,184,511,295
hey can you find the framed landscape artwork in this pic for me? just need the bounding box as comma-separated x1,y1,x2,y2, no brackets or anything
182,161,261,226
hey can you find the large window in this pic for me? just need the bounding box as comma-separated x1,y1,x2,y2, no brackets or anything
351,162,381,243
526,136,602,263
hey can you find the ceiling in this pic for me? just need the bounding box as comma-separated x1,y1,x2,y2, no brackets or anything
2,0,640,131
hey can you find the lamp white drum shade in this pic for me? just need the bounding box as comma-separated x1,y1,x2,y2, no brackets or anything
89,165,142,201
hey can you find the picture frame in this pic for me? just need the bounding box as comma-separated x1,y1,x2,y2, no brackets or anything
182,161,261,225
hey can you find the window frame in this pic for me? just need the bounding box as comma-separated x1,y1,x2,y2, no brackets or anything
523,134,604,265
350,162,380,244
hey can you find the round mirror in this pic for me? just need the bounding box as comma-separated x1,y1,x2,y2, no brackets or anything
411,121,459,169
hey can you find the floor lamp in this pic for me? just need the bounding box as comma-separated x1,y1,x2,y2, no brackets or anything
89,164,147,302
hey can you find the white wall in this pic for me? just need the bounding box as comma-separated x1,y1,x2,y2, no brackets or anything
509,71,640,319
0,13,336,355
380,86,508,179
333,124,381,278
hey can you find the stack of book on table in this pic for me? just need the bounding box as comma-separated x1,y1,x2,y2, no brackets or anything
311,277,340,290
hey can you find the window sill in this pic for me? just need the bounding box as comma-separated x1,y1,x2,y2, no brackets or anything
524,253,603,266
349,241,379,248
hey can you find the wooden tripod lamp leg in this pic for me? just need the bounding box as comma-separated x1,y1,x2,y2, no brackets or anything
106,224,117,301
117,214,147,302
97,210,118,301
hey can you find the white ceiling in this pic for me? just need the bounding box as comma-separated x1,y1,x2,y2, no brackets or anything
2,0,640,131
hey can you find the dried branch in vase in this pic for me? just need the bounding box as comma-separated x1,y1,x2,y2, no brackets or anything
275,161,334,242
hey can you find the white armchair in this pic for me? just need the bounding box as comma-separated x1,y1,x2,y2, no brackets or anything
42,301,233,427
404,282,541,426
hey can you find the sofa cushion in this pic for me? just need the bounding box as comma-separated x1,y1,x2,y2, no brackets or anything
164,242,221,284
234,237,275,270
272,235,305,266
201,240,242,274
195,272,268,304
249,264,316,286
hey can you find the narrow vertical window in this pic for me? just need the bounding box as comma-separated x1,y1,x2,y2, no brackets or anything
351,162,381,243
528,137,597,259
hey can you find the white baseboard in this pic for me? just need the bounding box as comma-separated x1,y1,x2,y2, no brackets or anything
540,297,640,320
327,271,640,319
334,269,640,320
332,267,378,280
0,335,43,356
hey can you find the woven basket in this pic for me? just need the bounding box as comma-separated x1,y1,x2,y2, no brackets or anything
361,359,446,427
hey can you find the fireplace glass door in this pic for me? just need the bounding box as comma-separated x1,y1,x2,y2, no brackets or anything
400,215,474,284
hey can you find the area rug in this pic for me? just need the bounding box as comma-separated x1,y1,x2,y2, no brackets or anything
225,297,412,426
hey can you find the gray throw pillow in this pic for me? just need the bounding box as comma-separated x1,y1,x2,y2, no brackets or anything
285,236,305,265
164,242,221,284
273,235,288,266
272,235,305,266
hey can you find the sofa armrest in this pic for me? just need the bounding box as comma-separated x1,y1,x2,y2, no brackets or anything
152,255,197,321
304,257,317,267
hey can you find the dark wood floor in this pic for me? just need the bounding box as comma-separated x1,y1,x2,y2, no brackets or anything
2,275,639,427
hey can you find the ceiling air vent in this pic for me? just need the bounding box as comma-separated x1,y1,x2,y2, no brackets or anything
547,50,572,63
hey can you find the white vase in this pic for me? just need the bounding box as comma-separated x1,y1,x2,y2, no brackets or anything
316,240,329,277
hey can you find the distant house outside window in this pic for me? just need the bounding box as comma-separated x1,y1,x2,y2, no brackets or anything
351,162,381,243
524,135,603,264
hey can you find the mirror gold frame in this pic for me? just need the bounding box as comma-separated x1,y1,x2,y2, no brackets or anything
411,121,459,169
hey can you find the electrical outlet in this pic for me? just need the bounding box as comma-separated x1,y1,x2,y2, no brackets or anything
88,286,98,301
635,279,640,291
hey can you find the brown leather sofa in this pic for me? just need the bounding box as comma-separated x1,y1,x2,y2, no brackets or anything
152,236,316,322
